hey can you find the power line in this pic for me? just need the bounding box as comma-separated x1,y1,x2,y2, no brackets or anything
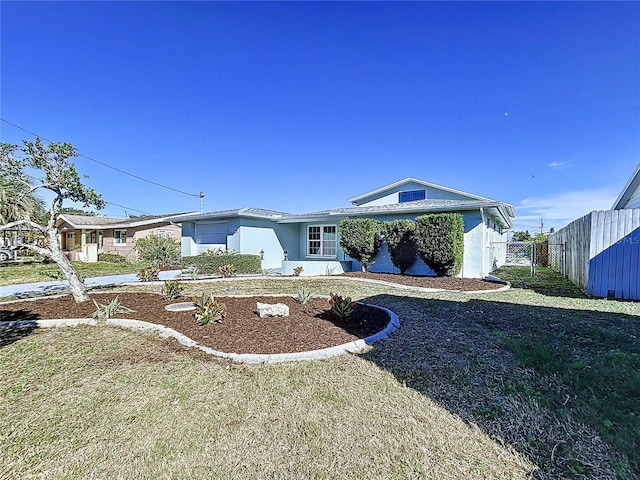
104,201,152,216
1,117,202,198
22,170,158,216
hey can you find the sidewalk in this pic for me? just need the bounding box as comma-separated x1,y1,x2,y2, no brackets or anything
0,270,182,298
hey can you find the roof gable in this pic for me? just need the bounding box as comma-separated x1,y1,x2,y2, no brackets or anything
348,177,494,206
612,163,640,210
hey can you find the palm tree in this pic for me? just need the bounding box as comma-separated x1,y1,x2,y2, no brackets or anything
0,175,46,225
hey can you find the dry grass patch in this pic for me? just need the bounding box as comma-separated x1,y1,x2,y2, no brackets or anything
4,271,638,478
1,326,533,479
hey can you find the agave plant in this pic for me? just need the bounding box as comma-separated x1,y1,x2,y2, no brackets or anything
296,286,314,305
91,297,135,320
326,292,357,321
193,294,227,325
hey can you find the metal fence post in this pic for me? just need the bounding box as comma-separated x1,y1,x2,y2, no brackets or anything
531,242,535,276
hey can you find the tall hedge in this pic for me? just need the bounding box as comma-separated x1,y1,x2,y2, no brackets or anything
414,213,464,277
339,218,382,272
383,220,417,275
181,252,261,274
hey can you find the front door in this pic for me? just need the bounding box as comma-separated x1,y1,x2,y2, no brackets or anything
66,232,76,250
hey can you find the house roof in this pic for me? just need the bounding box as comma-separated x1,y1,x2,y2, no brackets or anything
170,178,515,229
612,163,640,210
278,198,515,228
56,212,194,230
173,199,514,229
171,208,290,223
347,177,495,204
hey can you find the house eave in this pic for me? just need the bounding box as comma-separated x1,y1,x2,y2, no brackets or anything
612,163,640,210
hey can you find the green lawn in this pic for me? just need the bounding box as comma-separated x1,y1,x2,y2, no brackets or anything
1,268,639,479
0,260,147,286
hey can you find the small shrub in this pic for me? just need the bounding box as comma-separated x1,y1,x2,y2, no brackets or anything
326,292,357,321
293,266,304,276
296,286,314,305
137,266,160,282
98,253,127,263
339,219,383,272
324,265,336,276
218,263,237,277
91,297,135,320
161,280,184,301
135,234,180,268
194,294,227,325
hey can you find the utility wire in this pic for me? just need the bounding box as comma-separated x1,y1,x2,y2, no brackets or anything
104,201,152,216
1,117,201,198
21,166,157,216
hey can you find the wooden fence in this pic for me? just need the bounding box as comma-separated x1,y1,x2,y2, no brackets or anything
550,209,640,299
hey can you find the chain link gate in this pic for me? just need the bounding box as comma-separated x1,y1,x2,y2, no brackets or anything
492,241,567,277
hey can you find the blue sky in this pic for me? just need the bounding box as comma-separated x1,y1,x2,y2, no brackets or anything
1,1,639,233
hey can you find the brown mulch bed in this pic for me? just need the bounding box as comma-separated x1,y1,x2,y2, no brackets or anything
0,293,390,355
342,272,505,291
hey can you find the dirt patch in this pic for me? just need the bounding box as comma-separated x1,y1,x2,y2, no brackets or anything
1,293,390,355
342,271,504,290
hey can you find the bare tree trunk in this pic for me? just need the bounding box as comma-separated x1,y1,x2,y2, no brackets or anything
45,226,90,302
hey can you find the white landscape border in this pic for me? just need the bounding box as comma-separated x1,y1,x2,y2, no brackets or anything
129,274,511,295
0,302,400,364
1,275,509,363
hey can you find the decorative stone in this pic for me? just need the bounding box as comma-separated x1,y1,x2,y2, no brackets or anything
256,302,290,318
164,302,196,312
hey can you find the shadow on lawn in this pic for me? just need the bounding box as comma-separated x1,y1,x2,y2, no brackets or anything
358,293,640,479
0,310,39,349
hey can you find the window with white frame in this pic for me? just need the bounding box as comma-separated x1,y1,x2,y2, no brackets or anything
114,230,127,245
307,225,337,257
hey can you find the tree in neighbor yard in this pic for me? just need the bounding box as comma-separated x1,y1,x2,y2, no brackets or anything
0,138,105,302
338,218,382,272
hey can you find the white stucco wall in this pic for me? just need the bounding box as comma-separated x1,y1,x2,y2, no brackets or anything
235,226,285,269
281,260,349,276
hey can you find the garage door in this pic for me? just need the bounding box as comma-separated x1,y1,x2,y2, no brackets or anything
195,222,227,245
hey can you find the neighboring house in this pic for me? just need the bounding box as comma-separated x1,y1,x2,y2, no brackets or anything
612,163,640,210
55,213,187,262
550,163,640,299
173,178,515,278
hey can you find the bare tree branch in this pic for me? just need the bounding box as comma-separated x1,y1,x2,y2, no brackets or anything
0,219,47,234
17,242,51,258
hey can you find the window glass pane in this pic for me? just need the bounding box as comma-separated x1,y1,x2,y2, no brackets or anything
115,230,127,244
399,190,426,202
309,241,321,255
322,241,336,256
308,226,321,255
322,226,337,256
